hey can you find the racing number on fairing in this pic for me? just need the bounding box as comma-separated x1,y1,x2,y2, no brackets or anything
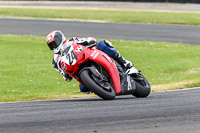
62,46,78,65
66,50,77,65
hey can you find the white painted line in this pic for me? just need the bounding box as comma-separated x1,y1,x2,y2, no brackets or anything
0,16,108,23
157,87,200,93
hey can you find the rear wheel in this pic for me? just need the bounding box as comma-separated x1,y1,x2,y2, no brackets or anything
80,69,116,100
131,73,151,97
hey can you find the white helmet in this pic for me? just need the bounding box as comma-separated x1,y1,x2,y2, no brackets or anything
46,30,66,54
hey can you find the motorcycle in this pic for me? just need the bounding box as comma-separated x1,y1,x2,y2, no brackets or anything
60,40,151,100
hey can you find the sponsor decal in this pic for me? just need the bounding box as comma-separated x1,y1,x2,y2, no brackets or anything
91,50,97,57
75,46,84,54
91,50,99,59
62,64,67,71
93,52,99,59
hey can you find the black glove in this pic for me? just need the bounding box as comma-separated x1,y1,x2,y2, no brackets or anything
63,72,73,82
69,37,78,41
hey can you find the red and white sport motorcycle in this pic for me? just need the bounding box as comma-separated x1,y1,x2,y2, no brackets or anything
60,40,151,100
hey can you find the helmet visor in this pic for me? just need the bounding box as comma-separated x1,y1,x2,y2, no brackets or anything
47,36,62,50
48,41,58,50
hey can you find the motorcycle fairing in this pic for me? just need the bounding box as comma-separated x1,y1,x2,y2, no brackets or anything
87,49,122,94
61,43,122,94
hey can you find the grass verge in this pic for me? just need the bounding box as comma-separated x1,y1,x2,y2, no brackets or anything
1,7,200,25
1,35,200,102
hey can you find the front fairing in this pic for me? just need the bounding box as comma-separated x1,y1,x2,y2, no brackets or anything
60,42,122,94
87,50,121,94
60,43,87,75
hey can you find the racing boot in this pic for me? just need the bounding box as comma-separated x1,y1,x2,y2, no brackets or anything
113,51,133,70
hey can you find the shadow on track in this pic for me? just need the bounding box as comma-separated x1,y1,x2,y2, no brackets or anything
45,96,137,103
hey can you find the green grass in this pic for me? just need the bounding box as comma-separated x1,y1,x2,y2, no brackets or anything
1,7,200,25
1,35,200,101
0,35,80,102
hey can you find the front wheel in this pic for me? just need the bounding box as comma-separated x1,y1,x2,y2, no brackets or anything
132,74,151,98
80,70,116,100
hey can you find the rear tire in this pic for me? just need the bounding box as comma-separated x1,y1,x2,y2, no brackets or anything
80,70,116,100
132,74,151,98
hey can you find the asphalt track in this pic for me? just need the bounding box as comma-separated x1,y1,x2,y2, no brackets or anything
1,17,200,45
0,88,200,133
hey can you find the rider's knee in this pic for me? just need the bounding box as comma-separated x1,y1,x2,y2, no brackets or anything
96,40,116,57
79,83,90,93
96,40,105,50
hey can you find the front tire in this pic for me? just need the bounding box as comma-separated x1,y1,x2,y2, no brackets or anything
80,70,116,100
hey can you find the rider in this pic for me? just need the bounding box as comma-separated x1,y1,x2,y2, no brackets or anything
46,30,133,94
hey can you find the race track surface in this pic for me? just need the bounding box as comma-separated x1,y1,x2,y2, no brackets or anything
0,88,200,133
1,17,200,45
